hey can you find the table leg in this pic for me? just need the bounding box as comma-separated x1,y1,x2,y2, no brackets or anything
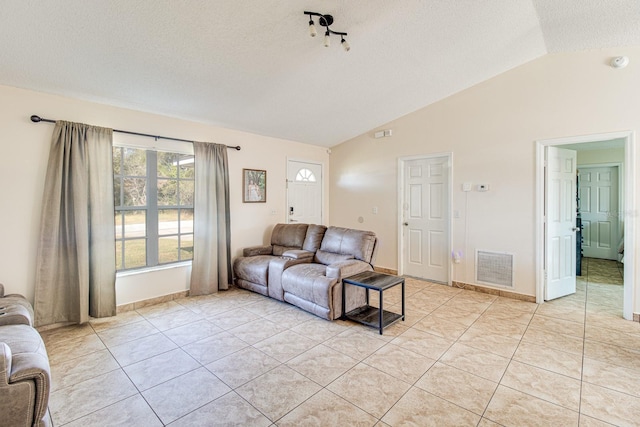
341,280,346,319
379,290,383,335
401,280,405,321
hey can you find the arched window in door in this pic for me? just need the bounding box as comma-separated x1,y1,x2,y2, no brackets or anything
295,168,317,182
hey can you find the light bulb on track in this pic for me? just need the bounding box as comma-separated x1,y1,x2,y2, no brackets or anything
341,37,350,52
308,19,317,37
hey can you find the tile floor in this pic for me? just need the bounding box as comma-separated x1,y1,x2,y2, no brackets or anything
41,258,639,426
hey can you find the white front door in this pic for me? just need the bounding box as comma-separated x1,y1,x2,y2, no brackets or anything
579,166,620,260
545,146,577,300
401,156,450,284
286,160,322,225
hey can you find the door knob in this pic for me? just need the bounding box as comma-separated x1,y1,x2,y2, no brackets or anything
403,222,408,226
572,227,579,231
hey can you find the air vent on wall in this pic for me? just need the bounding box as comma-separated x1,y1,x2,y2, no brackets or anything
476,250,514,288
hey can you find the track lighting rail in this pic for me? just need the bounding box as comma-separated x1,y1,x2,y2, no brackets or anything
304,11,350,51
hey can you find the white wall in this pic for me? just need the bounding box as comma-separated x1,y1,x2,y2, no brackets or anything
0,85,329,305
330,48,640,311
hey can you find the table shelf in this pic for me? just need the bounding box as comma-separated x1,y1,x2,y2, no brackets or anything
344,305,403,330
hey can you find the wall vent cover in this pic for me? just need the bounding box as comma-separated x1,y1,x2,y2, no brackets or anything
476,250,514,288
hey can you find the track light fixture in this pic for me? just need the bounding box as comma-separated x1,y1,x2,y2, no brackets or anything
304,11,349,51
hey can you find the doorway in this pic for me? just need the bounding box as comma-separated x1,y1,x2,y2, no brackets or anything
398,153,452,284
579,165,621,260
286,160,323,225
536,132,634,320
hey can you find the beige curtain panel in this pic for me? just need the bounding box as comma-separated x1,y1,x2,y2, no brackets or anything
190,141,232,295
34,121,116,326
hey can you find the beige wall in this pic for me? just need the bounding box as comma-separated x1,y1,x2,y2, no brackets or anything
578,147,625,165
0,85,329,305
330,48,639,310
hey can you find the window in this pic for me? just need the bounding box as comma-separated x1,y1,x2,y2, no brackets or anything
295,168,316,182
113,147,194,271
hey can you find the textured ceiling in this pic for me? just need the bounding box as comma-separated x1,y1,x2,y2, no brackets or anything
1,1,639,147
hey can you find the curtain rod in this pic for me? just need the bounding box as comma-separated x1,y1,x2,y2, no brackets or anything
30,115,241,151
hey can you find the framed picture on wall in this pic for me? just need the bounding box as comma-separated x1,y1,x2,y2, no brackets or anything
243,169,266,203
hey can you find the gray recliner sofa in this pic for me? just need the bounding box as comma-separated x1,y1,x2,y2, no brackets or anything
233,224,378,320
0,284,52,427
233,223,327,300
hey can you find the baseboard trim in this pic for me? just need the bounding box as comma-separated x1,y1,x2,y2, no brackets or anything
374,266,398,275
374,268,535,303
452,281,536,303
116,290,189,313
634,312,640,323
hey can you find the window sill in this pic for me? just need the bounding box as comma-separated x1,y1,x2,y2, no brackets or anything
116,261,192,278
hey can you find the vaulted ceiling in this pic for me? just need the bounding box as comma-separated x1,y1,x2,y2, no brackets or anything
1,1,639,146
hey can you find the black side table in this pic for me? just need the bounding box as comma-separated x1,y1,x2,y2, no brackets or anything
341,271,405,335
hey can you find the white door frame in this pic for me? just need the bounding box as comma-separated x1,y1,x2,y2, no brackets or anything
286,158,325,225
397,152,453,284
535,131,635,320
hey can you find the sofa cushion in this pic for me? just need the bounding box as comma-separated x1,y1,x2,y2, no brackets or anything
319,227,377,263
282,264,335,309
313,250,354,266
302,224,327,252
233,255,272,286
270,223,308,249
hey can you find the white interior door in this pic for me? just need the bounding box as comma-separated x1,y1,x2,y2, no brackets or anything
545,146,577,300
286,160,322,225
402,156,450,284
579,166,620,260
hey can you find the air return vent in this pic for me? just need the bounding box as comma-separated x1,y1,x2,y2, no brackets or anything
476,250,514,288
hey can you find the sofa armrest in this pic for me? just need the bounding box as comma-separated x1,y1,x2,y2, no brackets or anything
281,250,314,260
9,351,51,426
0,305,32,327
0,343,11,386
326,260,372,280
267,256,314,301
243,245,273,257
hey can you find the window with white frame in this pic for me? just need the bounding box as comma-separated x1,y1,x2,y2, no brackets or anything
113,147,194,271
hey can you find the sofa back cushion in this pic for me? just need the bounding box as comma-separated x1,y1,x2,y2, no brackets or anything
270,223,309,256
318,226,377,263
314,250,354,265
302,224,328,252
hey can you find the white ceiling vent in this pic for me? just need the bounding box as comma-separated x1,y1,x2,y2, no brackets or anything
476,250,514,288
